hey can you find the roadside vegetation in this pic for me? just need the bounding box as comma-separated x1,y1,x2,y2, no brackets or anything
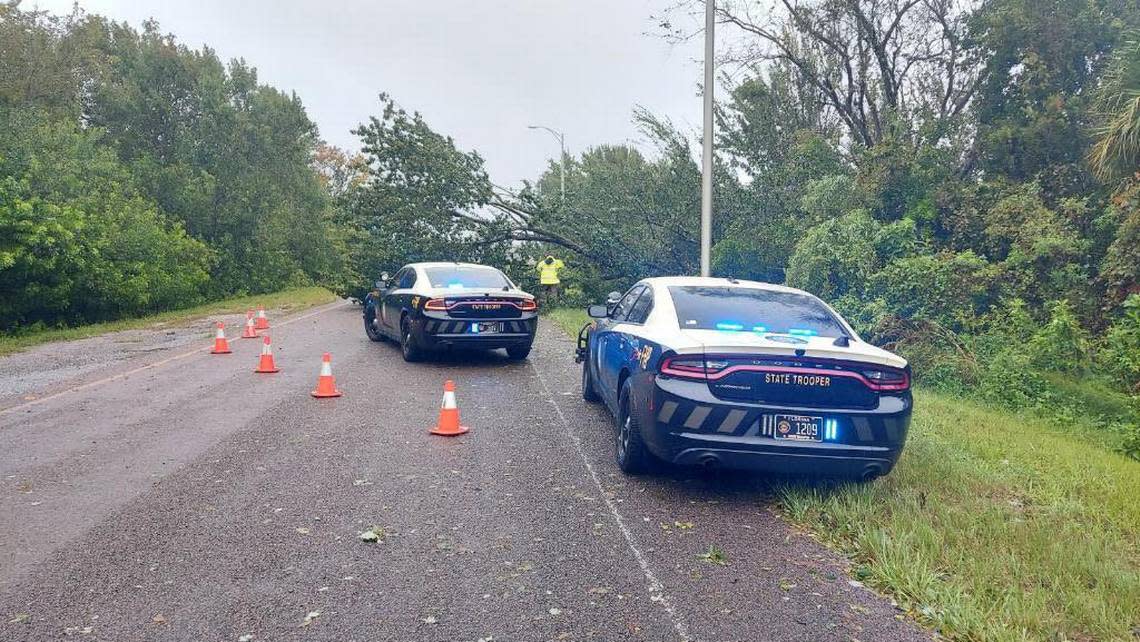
548,312,1140,641
781,393,1140,641
0,286,335,357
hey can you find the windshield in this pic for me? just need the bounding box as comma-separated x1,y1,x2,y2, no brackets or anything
668,286,849,338
424,266,511,290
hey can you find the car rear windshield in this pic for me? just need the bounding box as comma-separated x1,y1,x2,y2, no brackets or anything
668,286,849,338
424,266,510,290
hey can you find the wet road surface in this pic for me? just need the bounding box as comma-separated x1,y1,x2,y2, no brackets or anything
0,302,926,641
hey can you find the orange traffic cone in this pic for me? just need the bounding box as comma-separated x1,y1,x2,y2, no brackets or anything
429,380,469,436
254,305,270,331
211,322,232,354
241,310,258,339
254,335,280,373
311,352,342,397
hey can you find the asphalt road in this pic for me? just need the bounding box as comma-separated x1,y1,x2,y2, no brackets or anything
0,301,927,642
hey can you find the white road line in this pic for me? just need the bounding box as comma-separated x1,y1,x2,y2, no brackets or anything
0,301,348,417
529,359,693,642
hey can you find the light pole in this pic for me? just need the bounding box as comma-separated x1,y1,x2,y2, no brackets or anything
700,0,715,277
528,125,566,203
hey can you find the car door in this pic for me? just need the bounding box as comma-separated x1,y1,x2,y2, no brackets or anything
596,285,645,409
382,267,416,335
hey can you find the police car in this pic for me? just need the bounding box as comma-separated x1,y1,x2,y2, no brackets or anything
363,262,538,361
577,277,912,480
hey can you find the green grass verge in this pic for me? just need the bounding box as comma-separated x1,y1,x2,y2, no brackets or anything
545,307,590,339
545,307,1140,641
0,286,338,357
780,391,1139,641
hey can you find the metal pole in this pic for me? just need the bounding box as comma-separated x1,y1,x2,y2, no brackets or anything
528,125,566,204
559,132,566,203
700,0,715,277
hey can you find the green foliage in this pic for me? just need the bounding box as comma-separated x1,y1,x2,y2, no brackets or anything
0,108,210,329
1027,300,1092,374
786,210,880,299
1100,295,1140,390
0,4,348,329
866,252,995,331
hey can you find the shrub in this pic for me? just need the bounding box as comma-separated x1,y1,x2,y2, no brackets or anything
1027,300,1092,375
1099,294,1140,391
865,251,995,332
786,210,880,299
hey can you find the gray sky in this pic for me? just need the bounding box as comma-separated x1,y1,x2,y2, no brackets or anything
31,0,710,187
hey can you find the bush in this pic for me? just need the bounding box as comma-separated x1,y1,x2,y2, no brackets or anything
865,251,995,332
1099,295,1140,391
786,210,880,299
1027,300,1092,375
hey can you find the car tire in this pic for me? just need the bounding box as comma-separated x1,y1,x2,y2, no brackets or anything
616,379,655,475
582,359,600,402
506,345,532,361
400,318,423,362
364,307,385,342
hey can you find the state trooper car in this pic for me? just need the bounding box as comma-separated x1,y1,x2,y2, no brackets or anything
576,277,912,480
363,262,538,361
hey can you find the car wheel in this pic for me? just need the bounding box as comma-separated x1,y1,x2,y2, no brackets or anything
364,308,385,342
506,345,532,361
582,359,600,402
616,379,655,475
400,318,423,362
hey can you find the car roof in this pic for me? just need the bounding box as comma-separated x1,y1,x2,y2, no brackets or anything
406,262,499,270
639,276,812,297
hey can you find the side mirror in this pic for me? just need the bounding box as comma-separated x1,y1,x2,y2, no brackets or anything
587,304,609,319
378,272,390,288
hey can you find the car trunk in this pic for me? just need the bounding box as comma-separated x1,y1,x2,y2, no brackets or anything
683,330,879,410
429,289,527,319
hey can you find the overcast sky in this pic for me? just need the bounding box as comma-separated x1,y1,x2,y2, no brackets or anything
31,0,712,187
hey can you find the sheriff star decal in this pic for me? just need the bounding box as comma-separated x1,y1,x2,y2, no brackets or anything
411,296,421,309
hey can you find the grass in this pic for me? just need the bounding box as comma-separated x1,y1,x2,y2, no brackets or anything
545,307,590,339
545,307,1140,641
0,286,338,357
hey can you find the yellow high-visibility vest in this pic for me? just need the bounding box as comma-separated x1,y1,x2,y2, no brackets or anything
536,257,564,285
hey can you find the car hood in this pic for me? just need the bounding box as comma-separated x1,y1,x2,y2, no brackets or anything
662,328,907,369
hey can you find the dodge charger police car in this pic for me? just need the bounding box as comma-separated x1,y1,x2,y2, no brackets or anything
364,262,538,361
577,277,912,480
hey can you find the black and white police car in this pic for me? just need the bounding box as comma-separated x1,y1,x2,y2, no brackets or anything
577,277,912,480
363,262,538,361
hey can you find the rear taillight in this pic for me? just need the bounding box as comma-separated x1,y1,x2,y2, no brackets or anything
518,299,538,312
424,298,447,311
659,355,728,380
861,368,910,391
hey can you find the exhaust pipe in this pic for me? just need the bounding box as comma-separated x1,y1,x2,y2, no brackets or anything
697,453,721,470
860,465,883,483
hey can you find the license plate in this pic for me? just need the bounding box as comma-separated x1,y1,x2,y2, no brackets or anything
772,414,822,442
471,322,500,334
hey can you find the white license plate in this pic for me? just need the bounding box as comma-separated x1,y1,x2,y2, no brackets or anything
472,322,500,334
772,414,823,442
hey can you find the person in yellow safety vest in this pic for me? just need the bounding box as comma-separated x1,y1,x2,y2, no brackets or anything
536,255,564,305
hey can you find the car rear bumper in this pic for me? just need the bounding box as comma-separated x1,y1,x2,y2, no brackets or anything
641,376,912,478
414,316,537,350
